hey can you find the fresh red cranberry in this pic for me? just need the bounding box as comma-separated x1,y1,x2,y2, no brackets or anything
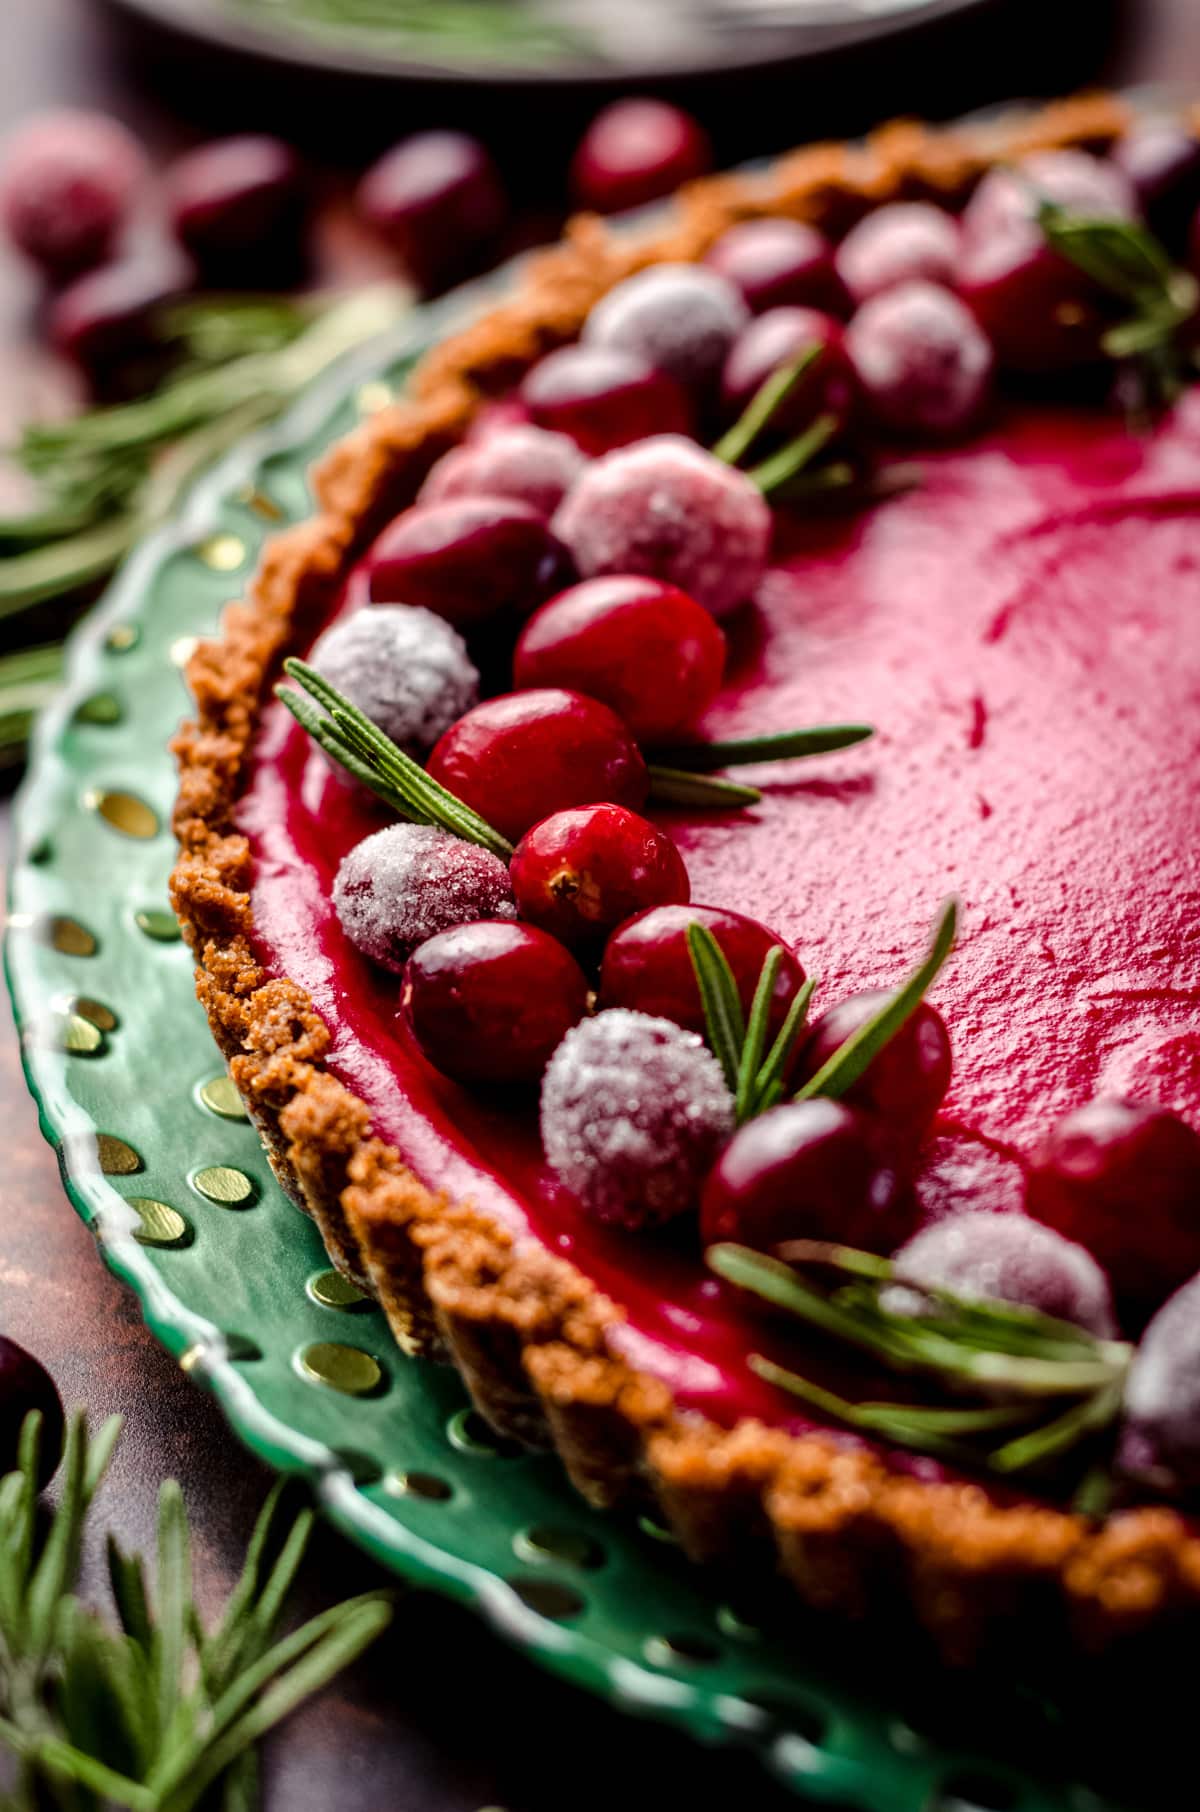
367,497,570,628
0,1336,64,1486
1026,1097,1200,1310
404,920,588,1085
0,109,145,279
846,281,993,439
1113,123,1200,251
357,131,508,292
704,217,847,316
835,201,960,306
165,135,306,280
521,344,693,456
599,903,805,1042
512,804,689,949
570,99,711,215
49,252,192,386
720,306,858,437
513,575,725,743
796,991,951,1160
418,425,586,518
427,689,648,843
701,1099,910,1254
583,264,748,398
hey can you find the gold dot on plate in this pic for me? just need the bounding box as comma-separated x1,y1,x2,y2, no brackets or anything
356,380,394,416
38,915,97,957
508,1577,584,1621
195,532,247,573
198,1075,247,1121
104,623,140,653
193,1165,254,1207
128,1197,190,1248
170,635,199,670
57,995,118,1032
514,1526,603,1570
52,1013,104,1055
83,789,159,840
308,1269,369,1309
73,693,122,727
296,1342,382,1396
97,1134,141,1176
135,907,181,943
385,1469,453,1501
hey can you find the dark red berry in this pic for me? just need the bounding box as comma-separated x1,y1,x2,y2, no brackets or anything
521,344,693,456
49,252,191,386
1026,1097,1200,1310
0,109,145,279
720,306,858,437
796,991,951,1160
512,804,689,949
166,135,305,280
704,217,847,316
427,688,648,843
513,575,726,743
701,1098,910,1254
404,920,588,1084
367,497,570,627
357,131,507,292
835,201,960,305
0,1336,64,1487
570,99,710,215
599,903,805,1042
1113,123,1200,250
846,281,993,439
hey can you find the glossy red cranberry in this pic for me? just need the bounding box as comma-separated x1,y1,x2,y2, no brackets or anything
521,344,693,456
367,498,570,627
570,98,710,215
720,306,858,437
0,109,145,279
49,253,191,385
357,131,507,292
166,135,305,280
701,1098,910,1254
0,1336,64,1486
846,281,993,439
428,688,648,843
513,575,725,743
512,804,689,949
404,920,588,1085
835,201,960,306
704,217,847,316
599,903,805,1041
1113,123,1200,250
796,991,951,1160
1026,1098,1200,1310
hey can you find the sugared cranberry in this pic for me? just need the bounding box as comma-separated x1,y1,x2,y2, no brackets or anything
0,109,145,279
49,252,191,386
552,435,770,619
796,991,951,1161
357,131,508,292
166,136,305,280
0,1336,64,1486
570,99,711,215
309,605,478,759
889,1212,1116,1337
599,903,805,1042
1119,1272,1200,1495
404,920,588,1085
583,264,749,398
333,823,516,973
720,306,858,438
1026,1098,1200,1310
704,218,846,316
367,497,570,628
1113,122,1200,251
701,1099,909,1254
514,574,725,743
541,1008,734,1228
846,281,993,439
427,689,648,843
512,804,689,949
521,344,693,456
418,425,586,518
835,202,960,306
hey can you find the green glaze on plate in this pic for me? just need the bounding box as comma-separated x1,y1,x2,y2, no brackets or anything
4,289,1126,1812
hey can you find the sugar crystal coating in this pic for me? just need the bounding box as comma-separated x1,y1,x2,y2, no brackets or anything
540,1008,734,1228
1119,1272,1200,1494
889,1210,1117,1337
309,605,478,758
583,263,749,394
418,424,587,518
333,823,516,973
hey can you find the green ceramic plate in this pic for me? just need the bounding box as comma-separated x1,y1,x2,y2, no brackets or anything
5,296,1123,1812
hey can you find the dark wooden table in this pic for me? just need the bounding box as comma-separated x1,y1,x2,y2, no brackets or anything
2,3,1198,1807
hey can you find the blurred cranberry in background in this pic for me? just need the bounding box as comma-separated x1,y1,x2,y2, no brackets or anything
166,135,307,283
721,305,858,436
522,343,694,454
1113,121,1200,252
704,218,848,316
357,130,508,292
570,98,710,214
49,251,192,392
0,109,146,280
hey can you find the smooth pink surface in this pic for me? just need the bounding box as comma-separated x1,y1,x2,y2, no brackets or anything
239,400,1200,1434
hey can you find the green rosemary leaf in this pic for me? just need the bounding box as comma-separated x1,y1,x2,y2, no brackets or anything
747,1355,984,1469
0,516,140,619
745,974,816,1122
747,414,840,497
245,1506,315,1648
708,1243,916,1367
687,923,746,1092
646,765,762,808
1072,1463,1117,1521
107,1536,153,1652
199,1481,289,1692
151,1483,192,1744
988,1379,1126,1475
652,724,874,771
275,685,410,818
711,344,821,467
735,948,783,1123
16,1733,153,1810
795,897,957,1104
774,1239,893,1280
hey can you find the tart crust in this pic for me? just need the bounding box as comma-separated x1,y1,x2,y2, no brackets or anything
170,93,1200,1665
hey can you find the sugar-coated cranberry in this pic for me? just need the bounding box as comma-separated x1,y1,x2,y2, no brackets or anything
846,281,993,439
404,920,588,1085
0,109,145,279
796,991,951,1160
570,99,711,216
49,252,192,385
835,201,961,305
1119,1272,1200,1495
701,1099,909,1254
599,903,805,1042
333,823,516,973
309,605,478,758
583,263,749,397
418,425,586,519
541,1009,734,1228
357,131,507,292
367,497,570,628
720,306,858,438
889,1212,1117,1337
1112,122,1200,251
0,1336,64,1487
704,217,847,316
1026,1098,1200,1310
511,804,689,949
427,688,648,843
514,574,725,743
521,344,693,456
552,435,770,619
166,135,305,280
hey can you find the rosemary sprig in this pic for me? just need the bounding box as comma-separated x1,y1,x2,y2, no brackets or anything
231,0,591,61
0,643,64,768
647,765,762,809
652,724,874,770
712,346,822,467
687,923,817,1118
746,414,840,497
710,343,850,498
